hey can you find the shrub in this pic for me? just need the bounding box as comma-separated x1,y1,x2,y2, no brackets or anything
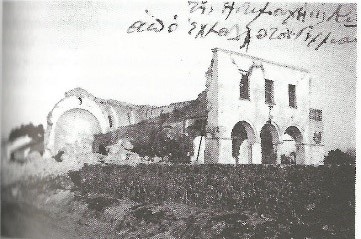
128,124,192,163
323,149,355,165
71,163,355,238
9,123,44,142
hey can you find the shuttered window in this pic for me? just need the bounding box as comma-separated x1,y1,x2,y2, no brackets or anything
309,109,322,121
265,79,274,104
240,74,250,100
288,84,296,108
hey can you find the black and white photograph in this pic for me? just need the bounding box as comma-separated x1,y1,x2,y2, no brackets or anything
0,1,357,238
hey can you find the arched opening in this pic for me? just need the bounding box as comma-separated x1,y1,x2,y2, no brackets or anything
54,108,101,155
231,121,256,164
108,115,113,128
45,95,110,156
281,126,305,164
105,105,120,129
260,124,280,164
280,134,296,164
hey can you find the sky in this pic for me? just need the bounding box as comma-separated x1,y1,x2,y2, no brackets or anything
1,1,357,152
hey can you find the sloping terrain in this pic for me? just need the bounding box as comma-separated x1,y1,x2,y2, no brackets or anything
2,175,272,239
1,163,355,238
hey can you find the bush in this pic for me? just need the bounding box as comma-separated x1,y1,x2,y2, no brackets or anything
71,164,355,237
9,123,44,142
127,124,192,164
323,149,355,165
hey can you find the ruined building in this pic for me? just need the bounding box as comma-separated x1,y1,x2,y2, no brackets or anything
44,48,324,164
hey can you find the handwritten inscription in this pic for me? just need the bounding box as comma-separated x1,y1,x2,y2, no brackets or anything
126,2,356,51
127,10,178,33
218,2,356,26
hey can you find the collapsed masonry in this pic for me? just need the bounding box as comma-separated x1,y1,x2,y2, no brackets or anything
44,48,324,164
44,87,207,163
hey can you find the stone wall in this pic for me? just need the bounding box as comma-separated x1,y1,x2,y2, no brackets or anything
93,95,208,162
204,48,324,165
45,49,324,165
45,87,207,158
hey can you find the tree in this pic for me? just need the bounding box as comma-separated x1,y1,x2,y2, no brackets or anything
8,123,44,142
153,127,192,163
323,149,355,165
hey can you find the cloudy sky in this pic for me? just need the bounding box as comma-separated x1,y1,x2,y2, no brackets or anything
1,1,357,152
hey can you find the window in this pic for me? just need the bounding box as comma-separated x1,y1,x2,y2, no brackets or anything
265,79,274,104
288,84,297,108
108,115,113,128
240,74,250,100
309,109,322,121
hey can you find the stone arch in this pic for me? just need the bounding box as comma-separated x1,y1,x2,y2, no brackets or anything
260,123,281,164
45,95,110,156
103,104,120,130
231,121,257,164
248,61,265,76
53,108,102,154
283,126,305,164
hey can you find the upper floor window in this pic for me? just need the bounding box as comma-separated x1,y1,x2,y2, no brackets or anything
309,108,322,121
108,115,113,128
240,74,250,100
265,79,274,104
288,84,297,108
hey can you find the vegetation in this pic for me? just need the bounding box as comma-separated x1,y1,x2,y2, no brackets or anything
70,163,355,238
323,149,355,165
8,123,44,142
104,121,194,164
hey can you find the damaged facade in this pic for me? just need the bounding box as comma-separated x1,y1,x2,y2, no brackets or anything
44,48,324,165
